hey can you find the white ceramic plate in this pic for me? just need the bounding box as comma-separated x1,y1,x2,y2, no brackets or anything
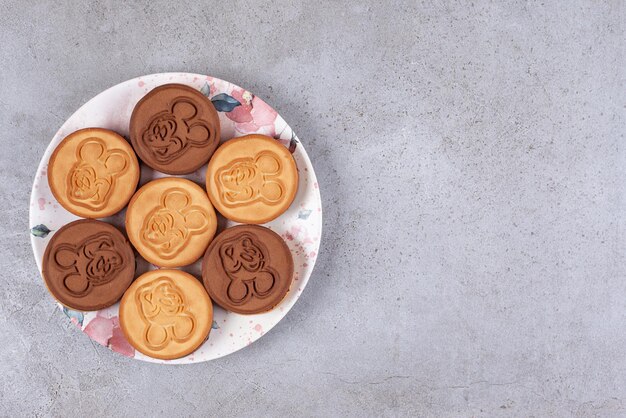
29,73,322,364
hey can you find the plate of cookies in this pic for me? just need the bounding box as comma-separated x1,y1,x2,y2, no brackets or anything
29,73,322,363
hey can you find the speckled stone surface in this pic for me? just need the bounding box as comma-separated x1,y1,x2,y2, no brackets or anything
0,1,624,416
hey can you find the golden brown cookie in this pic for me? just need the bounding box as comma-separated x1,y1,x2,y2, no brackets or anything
202,225,294,314
129,84,220,174
48,128,140,218
206,134,299,224
119,270,213,360
125,178,217,267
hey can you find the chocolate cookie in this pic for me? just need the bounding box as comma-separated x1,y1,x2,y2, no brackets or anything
48,128,140,218
42,219,135,311
205,135,299,224
202,225,294,314
119,270,213,360
129,84,220,174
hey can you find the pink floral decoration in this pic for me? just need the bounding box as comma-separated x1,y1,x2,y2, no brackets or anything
83,312,135,357
226,88,278,137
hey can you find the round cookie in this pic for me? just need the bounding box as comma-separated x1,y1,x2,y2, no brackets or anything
119,270,213,360
48,128,140,218
42,219,135,311
129,83,220,174
202,225,294,314
206,135,299,224
126,178,217,267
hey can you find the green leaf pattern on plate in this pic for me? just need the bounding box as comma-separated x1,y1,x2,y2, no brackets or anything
31,224,51,238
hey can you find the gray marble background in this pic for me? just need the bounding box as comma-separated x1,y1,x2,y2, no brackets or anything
0,1,624,416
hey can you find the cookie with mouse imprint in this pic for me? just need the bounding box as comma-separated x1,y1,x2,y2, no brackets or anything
125,177,217,268
48,128,140,218
206,134,299,224
42,219,135,311
129,83,220,174
119,269,213,360
202,224,294,315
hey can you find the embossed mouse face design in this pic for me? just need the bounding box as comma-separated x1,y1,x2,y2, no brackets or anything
67,138,129,210
219,233,276,304
54,233,124,296
136,277,195,350
141,99,212,163
216,151,285,207
221,236,265,272
142,188,209,259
